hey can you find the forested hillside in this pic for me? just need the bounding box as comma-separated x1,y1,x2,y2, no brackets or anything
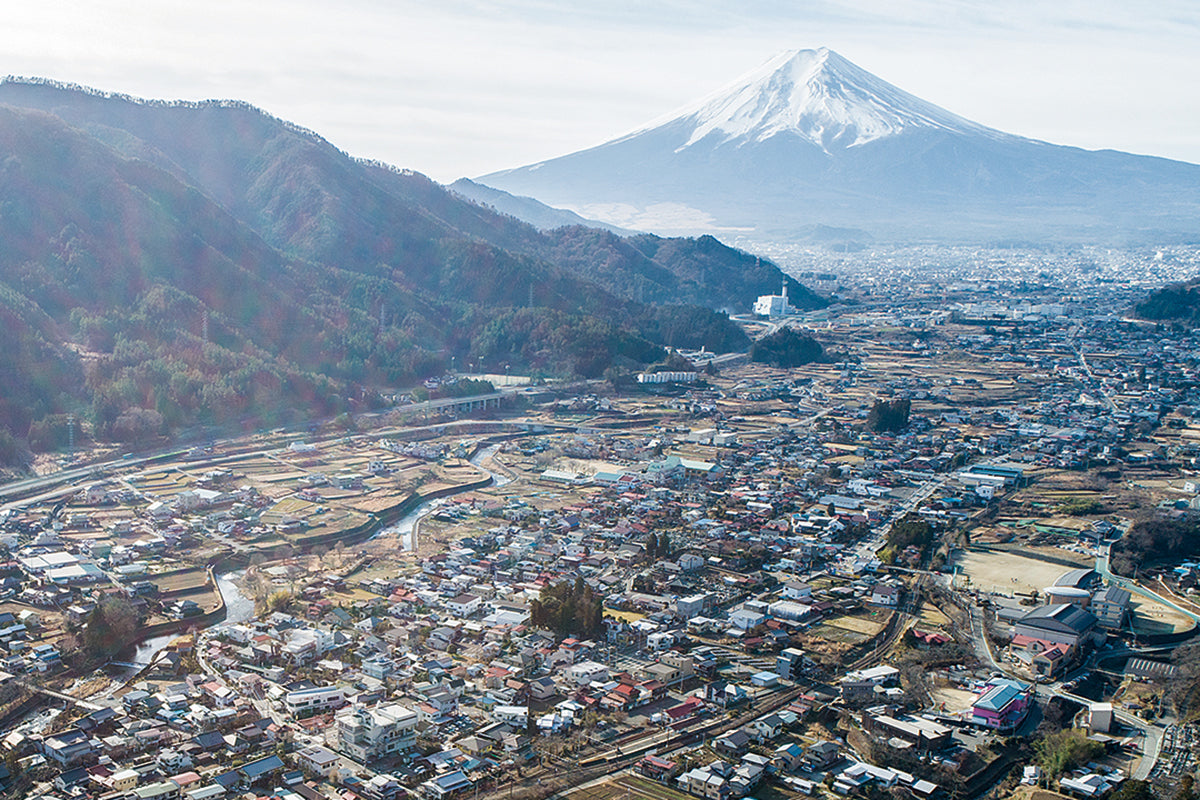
1136,281,1200,324
0,79,821,464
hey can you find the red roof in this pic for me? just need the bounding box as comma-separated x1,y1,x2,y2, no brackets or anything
910,628,951,645
666,697,703,719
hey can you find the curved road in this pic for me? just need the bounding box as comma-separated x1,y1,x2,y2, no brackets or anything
967,600,1163,780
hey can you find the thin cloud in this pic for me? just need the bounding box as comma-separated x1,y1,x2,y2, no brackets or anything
0,1,1195,181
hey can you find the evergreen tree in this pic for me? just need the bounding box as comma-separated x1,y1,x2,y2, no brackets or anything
867,398,911,432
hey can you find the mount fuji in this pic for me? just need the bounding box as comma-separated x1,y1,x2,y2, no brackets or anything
479,48,1200,245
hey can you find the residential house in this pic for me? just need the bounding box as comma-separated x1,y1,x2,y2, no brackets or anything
296,745,340,779
41,728,95,766
713,729,751,758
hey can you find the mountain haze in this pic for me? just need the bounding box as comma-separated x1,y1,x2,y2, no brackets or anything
449,178,630,234
479,48,1200,245
0,78,816,458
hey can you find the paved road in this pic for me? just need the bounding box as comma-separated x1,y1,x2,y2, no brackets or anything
965,597,1164,780
1096,545,1200,624
1041,685,1163,780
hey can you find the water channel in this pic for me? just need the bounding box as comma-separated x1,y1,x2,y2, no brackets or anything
373,442,513,550
129,570,256,670
131,441,512,665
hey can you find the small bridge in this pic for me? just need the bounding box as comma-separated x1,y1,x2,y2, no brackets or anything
16,679,105,711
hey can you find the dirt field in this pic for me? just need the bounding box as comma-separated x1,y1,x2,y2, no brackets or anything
953,549,1079,596
152,567,211,593
810,611,888,645
916,604,952,629
825,613,888,636
1004,789,1074,800
1129,595,1195,635
930,685,980,715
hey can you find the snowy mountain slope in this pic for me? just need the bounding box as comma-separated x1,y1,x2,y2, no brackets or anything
624,47,1011,153
479,49,1200,245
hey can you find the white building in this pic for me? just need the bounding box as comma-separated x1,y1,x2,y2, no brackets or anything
768,601,812,621
782,582,812,602
285,685,347,717
564,661,609,686
493,705,529,726
753,282,792,318
647,631,676,650
445,594,482,617
844,665,900,685
336,703,419,763
674,593,708,619
729,607,767,630
637,371,698,385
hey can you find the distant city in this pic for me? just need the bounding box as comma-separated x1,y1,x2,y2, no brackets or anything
0,29,1197,800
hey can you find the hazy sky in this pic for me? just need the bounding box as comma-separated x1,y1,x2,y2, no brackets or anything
4,1,1198,182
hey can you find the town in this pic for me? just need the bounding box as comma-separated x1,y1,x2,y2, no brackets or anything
1,247,1199,800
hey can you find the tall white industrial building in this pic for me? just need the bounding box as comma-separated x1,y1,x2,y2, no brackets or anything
753,282,792,317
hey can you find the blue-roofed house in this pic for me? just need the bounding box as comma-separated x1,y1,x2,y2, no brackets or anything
240,755,285,785
422,770,472,799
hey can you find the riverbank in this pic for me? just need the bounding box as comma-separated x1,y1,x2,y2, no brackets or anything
128,570,255,672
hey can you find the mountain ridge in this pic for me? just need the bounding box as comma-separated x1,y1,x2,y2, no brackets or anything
0,78,822,461
623,48,1014,154
478,48,1200,245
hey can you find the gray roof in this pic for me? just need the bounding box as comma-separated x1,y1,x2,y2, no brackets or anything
1018,603,1097,635
1053,568,1099,590
1092,584,1131,605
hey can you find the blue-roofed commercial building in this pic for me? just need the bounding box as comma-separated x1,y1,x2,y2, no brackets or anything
970,678,1032,731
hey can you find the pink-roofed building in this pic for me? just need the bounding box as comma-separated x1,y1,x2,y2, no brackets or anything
1011,633,1074,679
971,678,1032,731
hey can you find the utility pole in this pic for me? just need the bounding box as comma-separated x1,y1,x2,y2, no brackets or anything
67,414,75,460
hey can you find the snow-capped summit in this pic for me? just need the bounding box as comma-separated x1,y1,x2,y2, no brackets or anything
479,48,1200,245
635,47,1006,153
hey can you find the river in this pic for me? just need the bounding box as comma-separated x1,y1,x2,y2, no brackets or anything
131,444,511,663
373,442,513,550
129,570,256,670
